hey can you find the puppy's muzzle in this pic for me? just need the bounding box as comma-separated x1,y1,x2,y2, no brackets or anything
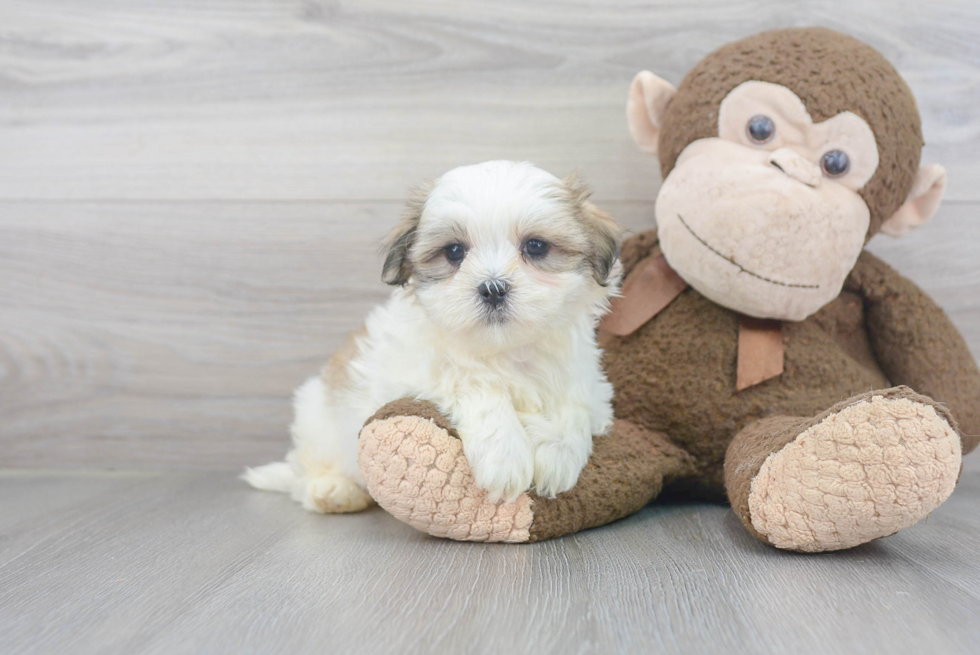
477,279,510,308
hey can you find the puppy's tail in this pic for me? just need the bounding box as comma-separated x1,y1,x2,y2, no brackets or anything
242,461,296,493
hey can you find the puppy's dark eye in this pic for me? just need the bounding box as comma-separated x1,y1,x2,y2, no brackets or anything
821,149,850,178
523,239,549,258
746,115,776,144
444,243,466,263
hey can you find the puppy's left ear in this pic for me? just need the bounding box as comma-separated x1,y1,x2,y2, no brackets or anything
381,185,428,285
565,174,622,286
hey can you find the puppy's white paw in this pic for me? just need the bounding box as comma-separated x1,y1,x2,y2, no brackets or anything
531,439,591,498
589,379,616,436
297,473,373,514
525,412,593,498
463,425,534,504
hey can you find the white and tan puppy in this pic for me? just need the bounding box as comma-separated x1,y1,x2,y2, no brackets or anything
245,161,622,512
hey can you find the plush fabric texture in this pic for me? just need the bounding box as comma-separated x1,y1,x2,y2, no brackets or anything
359,400,696,543
605,231,884,495
527,419,695,542
365,398,459,438
360,228,979,548
731,388,961,552
599,254,687,337
724,387,961,546
602,231,978,499
657,27,923,237
355,28,980,549
847,253,980,453
723,415,809,545
735,316,784,390
359,407,533,542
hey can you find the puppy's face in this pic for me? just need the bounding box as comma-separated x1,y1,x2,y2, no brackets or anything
382,161,621,348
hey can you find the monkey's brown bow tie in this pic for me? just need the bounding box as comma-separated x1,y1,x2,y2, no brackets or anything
599,254,783,391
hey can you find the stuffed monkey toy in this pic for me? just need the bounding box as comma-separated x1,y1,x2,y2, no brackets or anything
356,27,980,551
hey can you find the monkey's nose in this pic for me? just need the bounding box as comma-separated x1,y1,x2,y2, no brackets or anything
769,147,821,188
477,279,510,307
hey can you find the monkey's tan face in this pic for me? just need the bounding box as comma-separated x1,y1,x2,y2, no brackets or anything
656,82,879,321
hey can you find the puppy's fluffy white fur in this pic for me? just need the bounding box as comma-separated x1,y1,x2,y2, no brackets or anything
245,161,622,511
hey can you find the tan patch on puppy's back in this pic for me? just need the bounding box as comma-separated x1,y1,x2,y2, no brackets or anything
322,325,367,393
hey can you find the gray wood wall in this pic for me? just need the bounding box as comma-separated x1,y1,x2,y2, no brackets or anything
2,0,978,469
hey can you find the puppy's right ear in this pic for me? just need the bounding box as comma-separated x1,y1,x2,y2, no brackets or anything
381,185,428,286
564,173,623,287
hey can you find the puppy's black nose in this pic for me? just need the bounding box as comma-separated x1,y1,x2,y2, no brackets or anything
478,279,509,307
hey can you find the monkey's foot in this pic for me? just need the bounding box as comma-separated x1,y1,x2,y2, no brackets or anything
358,411,534,542
748,389,962,552
359,399,696,543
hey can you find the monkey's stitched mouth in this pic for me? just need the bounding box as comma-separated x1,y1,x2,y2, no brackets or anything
676,214,820,290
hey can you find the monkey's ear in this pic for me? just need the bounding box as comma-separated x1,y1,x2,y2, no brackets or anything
627,71,677,155
381,187,428,285
879,164,948,237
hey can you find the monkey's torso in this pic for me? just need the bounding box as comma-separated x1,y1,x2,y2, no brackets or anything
602,240,893,496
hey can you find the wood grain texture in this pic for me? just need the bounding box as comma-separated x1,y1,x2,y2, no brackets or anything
1,463,978,655
0,0,978,469
1,200,977,469
0,0,978,201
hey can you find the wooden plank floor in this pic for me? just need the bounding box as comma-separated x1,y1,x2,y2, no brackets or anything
2,460,979,655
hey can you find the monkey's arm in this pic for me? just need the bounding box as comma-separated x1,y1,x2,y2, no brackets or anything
846,251,980,453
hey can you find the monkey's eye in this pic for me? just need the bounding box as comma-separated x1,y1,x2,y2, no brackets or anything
746,115,776,144
821,149,851,178
523,238,549,258
445,243,467,263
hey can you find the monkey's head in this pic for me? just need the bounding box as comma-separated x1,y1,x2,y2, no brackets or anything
628,27,947,321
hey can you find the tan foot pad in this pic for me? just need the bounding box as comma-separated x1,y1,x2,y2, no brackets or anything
359,415,533,542
749,394,962,552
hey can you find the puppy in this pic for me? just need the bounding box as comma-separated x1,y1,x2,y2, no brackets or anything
244,160,622,512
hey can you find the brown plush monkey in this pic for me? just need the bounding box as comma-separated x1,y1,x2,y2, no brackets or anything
356,27,980,551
